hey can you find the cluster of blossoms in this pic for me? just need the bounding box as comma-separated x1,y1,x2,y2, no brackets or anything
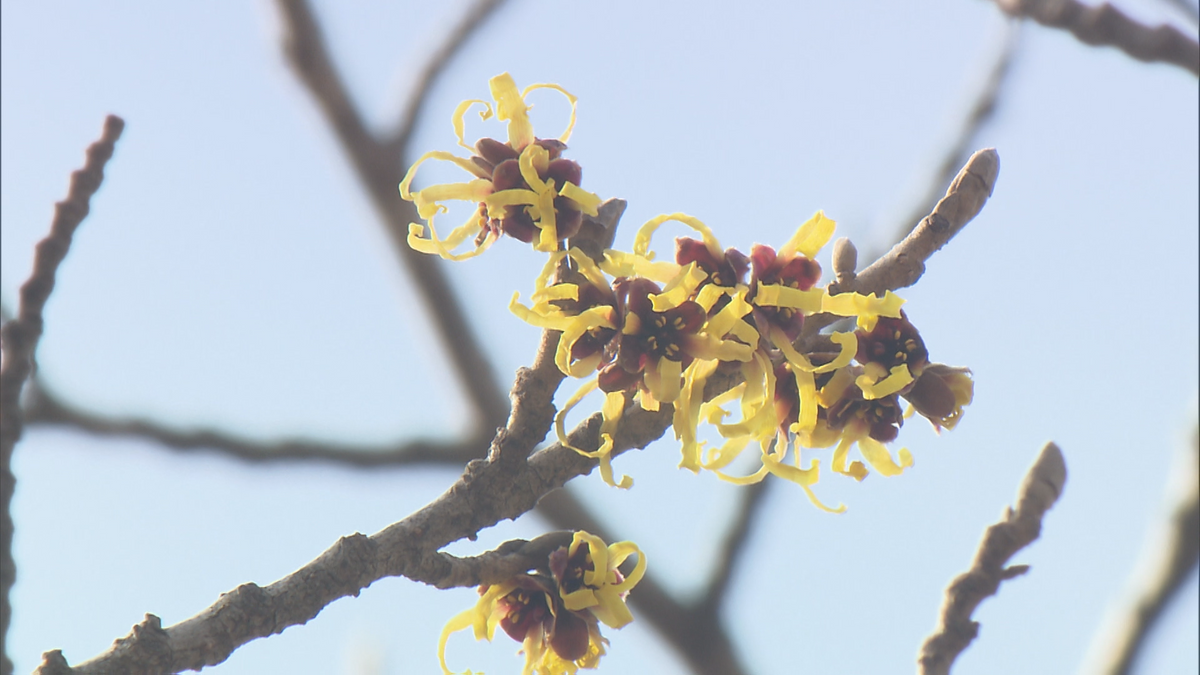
404,72,971,671
403,73,974,512
439,532,645,675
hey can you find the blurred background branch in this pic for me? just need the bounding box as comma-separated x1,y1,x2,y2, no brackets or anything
990,0,1200,75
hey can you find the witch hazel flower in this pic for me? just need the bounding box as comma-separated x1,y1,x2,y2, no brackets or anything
438,532,645,675
400,73,602,259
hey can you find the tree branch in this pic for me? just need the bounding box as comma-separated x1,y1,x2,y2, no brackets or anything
276,0,510,430
992,0,1200,76
803,148,1001,343
386,0,509,155
1083,426,1200,675
23,379,483,468
1,115,124,675
917,442,1068,675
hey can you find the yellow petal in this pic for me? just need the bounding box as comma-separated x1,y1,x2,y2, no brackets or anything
521,82,579,142
650,263,707,311
633,213,723,261
754,283,825,313
780,210,836,259
559,182,601,216
451,98,492,153
856,364,914,399
600,249,681,283
399,150,490,200
856,436,913,477
490,72,534,150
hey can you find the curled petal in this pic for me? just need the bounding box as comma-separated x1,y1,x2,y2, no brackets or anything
676,359,719,471
633,213,723,261
601,249,681,283
407,220,494,261
650,263,708,311
761,448,846,513
831,436,870,481
521,82,579,142
856,436,915,477
451,98,492,152
399,150,492,202
554,382,632,488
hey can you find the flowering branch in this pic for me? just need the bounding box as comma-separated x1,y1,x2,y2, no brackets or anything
917,442,1068,675
276,0,510,430
1,115,125,675
1083,427,1199,675
990,0,1200,76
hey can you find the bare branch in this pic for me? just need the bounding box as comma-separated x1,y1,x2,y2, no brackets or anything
276,0,509,430
993,0,1200,76
1084,427,1200,675
23,380,484,468
2,115,125,675
697,480,771,614
387,0,509,155
804,148,1001,343
917,442,1068,675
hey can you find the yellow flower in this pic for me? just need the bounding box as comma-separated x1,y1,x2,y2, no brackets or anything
439,532,643,675
400,73,601,259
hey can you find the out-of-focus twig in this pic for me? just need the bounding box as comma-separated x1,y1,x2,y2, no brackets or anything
1082,426,1200,675
386,0,508,155
992,0,1200,76
917,442,1068,675
1,115,125,675
697,480,771,614
23,380,482,468
884,22,1018,249
276,0,510,432
1161,0,1200,26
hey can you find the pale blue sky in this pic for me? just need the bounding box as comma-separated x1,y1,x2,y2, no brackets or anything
2,1,1197,674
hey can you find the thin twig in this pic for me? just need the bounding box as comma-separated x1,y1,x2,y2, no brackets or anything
1083,427,1200,675
992,0,1200,76
386,0,509,155
1,115,125,675
24,380,484,467
276,0,510,431
917,442,1068,675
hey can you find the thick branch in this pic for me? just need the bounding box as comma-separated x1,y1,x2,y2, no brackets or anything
1085,427,1199,675
1,115,124,675
993,0,1200,76
917,442,1068,675
276,0,509,430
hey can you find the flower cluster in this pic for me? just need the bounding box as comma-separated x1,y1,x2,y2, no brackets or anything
401,74,974,513
439,532,646,675
400,73,601,258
